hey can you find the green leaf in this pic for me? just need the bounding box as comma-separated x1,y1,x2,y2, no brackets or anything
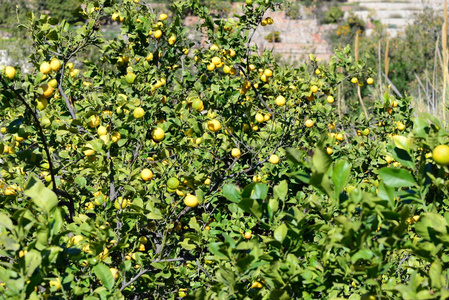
179,238,196,250
93,263,114,290
429,260,442,288
285,147,303,165
273,180,288,200
24,175,58,215
378,167,416,187
238,198,262,220
391,135,411,151
24,250,42,277
412,117,429,138
222,184,241,203
312,146,332,174
351,249,374,263
0,212,14,231
415,213,448,241
332,160,351,199
273,223,288,243
250,183,268,200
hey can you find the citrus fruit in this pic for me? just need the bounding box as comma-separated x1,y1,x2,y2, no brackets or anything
153,30,162,39
40,62,51,74
36,98,48,110
111,132,121,143
133,107,145,119
4,66,16,79
275,95,286,106
310,85,318,93
97,126,108,136
40,83,54,98
244,232,252,239
255,113,264,123
184,194,199,207
351,77,358,84
269,154,280,164
152,128,165,142
50,58,61,71
159,13,168,20
366,77,374,85
305,119,314,128
141,169,153,181
231,148,241,158
207,119,221,132
432,145,449,166
167,177,180,189
87,115,100,128
327,95,334,104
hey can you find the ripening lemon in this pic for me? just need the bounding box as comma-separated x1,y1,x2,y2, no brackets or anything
168,35,176,45
210,44,219,51
153,30,162,39
305,119,314,128
48,78,58,88
204,178,211,185
167,177,180,189
231,148,241,158
211,56,221,66
396,121,405,131
36,98,48,110
110,268,119,280
184,194,199,207
111,131,121,143
5,66,16,79
223,65,231,74
152,128,165,142
50,58,61,71
261,19,268,26
264,69,273,77
133,107,145,119
207,119,221,132
207,63,215,71
336,133,344,141
249,64,256,71
269,154,280,164
432,145,449,166
327,95,334,104
66,62,74,70
159,13,168,20
255,113,264,123
141,169,153,181
266,17,274,25
366,77,374,85
40,61,51,74
351,77,358,84
97,126,108,136
192,99,204,111
275,95,286,106
49,278,62,290
244,232,252,239
326,147,333,155
84,149,95,156
310,85,318,93
40,83,54,98
87,115,100,128
114,198,128,209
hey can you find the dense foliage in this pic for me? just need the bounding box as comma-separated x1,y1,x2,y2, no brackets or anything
1,0,449,299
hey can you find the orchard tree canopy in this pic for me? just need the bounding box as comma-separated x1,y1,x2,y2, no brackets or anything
1,0,449,299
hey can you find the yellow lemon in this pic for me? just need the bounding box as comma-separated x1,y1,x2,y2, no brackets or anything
141,169,153,181
269,154,280,164
40,62,51,74
231,148,241,158
152,127,165,142
184,194,199,207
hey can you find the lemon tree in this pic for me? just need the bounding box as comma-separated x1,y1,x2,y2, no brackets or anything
1,0,449,299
